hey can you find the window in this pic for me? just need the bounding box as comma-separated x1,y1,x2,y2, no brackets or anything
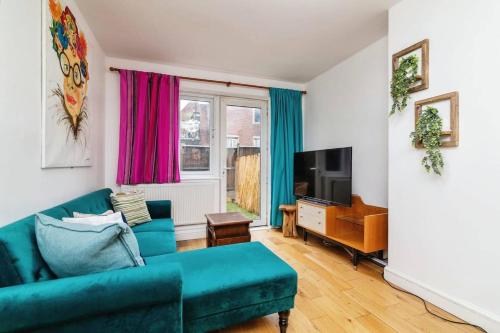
253,136,261,147
180,96,213,173
252,108,261,124
226,135,239,148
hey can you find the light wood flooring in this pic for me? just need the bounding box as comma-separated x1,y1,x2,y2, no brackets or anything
177,229,480,333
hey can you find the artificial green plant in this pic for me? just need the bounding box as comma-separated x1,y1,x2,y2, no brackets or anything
390,55,419,115
410,106,444,175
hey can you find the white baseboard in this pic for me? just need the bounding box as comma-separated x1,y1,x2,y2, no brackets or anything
384,266,500,333
174,224,206,241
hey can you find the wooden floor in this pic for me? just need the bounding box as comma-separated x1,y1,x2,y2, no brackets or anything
177,229,480,333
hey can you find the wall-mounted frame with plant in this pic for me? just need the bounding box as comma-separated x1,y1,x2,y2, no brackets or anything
390,39,429,115
411,92,460,175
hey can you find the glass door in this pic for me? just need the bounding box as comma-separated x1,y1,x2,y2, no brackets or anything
220,97,268,227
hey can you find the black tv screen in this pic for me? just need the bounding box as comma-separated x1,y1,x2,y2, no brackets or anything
294,147,352,206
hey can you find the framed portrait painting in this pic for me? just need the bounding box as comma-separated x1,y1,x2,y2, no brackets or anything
42,0,91,168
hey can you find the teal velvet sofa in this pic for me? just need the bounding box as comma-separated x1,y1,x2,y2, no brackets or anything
0,189,297,333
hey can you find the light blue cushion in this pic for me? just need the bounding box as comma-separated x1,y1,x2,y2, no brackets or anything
35,214,144,278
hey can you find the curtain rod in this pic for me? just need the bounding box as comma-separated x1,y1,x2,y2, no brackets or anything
108,67,307,95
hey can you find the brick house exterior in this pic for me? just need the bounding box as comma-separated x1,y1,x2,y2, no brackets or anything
180,101,261,171
180,101,210,146
226,106,261,147
180,101,210,170
180,102,261,148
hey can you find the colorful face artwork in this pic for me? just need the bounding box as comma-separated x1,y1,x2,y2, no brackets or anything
48,0,89,140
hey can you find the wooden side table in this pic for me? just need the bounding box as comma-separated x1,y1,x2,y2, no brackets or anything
205,212,251,247
279,204,298,237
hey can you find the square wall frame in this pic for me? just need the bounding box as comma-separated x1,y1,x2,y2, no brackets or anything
415,91,459,148
392,39,429,93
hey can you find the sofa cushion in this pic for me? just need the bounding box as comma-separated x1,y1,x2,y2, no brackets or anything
73,210,114,218
63,211,123,225
145,242,297,321
146,200,172,219
40,206,71,220
60,188,114,216
135,231,176,257
0,189,114,285
0,216,57,285
110,192,151,226
35,214,144,277
0,241,22,287
132,218,175,233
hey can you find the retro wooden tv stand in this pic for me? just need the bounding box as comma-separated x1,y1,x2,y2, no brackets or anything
297,195,388,269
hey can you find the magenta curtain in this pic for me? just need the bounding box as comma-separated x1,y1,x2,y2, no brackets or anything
116,70,180,185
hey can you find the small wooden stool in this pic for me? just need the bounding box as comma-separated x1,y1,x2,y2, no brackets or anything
279,204,297,237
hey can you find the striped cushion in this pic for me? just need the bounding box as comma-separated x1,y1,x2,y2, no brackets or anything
110,192,151,226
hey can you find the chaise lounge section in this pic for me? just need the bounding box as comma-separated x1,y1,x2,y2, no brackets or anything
0,189,297,333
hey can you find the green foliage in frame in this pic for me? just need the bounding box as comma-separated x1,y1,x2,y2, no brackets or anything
390,55,419,115
410,106,444,175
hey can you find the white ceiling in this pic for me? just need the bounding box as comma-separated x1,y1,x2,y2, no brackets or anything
75,0,399,83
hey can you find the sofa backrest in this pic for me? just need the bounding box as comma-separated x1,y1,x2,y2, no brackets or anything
60,188,114,216
0,188,113,287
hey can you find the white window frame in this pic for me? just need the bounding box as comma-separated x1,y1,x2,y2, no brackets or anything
252,108,261,124
226,135,240,148
179,94,217,179
252,136,261,147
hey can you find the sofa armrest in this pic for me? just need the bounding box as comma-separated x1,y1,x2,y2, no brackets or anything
0,264,182,332
146,200,172,219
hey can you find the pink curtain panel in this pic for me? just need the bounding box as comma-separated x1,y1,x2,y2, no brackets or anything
116,70,180,185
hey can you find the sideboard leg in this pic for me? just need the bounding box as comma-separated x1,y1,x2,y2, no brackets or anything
278,310,290,333
377,250,384,260
303,230,308,244
352,249,359,270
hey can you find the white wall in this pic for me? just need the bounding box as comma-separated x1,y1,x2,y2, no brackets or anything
385,0,500,331
304,37,388,207
0,0,106,225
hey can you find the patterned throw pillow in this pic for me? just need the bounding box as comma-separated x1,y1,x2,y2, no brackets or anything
110,192,151,226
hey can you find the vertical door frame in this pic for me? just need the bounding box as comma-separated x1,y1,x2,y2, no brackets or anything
220,96,269,227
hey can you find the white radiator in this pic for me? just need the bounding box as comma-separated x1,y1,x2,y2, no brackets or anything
122,180,220,226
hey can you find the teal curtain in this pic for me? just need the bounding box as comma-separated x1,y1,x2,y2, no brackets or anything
269,88,303,228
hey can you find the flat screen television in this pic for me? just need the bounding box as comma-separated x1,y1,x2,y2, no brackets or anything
294,147,352,206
